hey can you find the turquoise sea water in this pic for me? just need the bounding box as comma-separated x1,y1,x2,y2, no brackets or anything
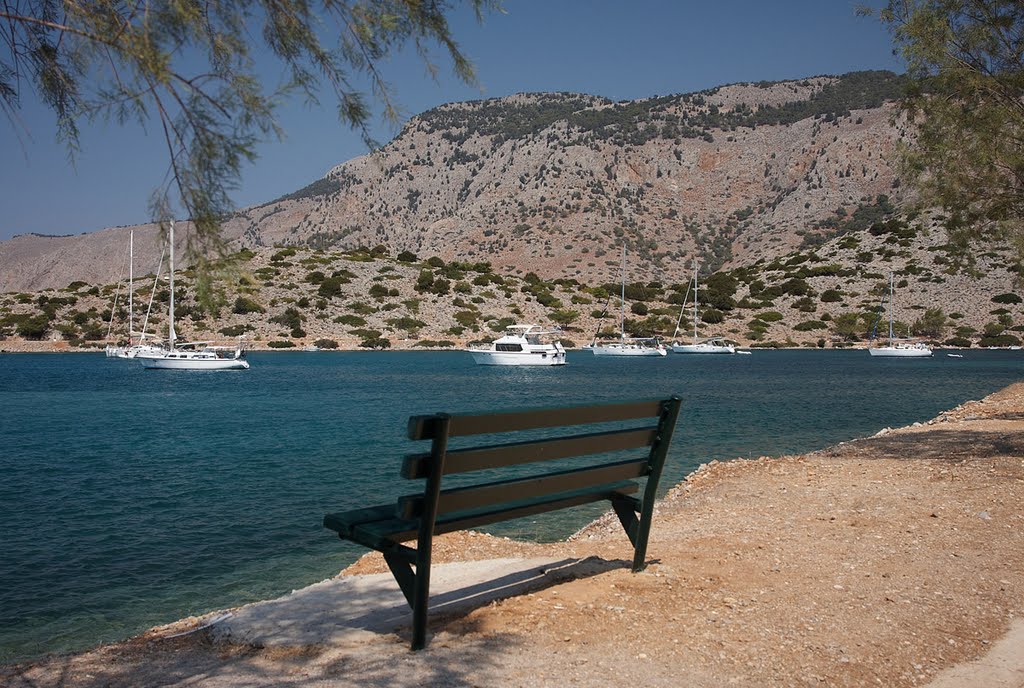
1,349,1022,663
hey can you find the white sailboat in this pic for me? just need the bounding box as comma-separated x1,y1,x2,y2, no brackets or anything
105,230,167,359
671,260,736,354
136,221,250,370
467,324,567,365
104,231,133,358
868,272,932,358
588,246,666,357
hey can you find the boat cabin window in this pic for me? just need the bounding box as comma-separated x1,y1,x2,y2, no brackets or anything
496,343,523,352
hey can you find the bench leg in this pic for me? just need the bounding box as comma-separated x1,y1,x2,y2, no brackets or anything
380,545,431,650
383,549,417,608
411,557,430,651
410,414,450,650
631,506,653,573
610,496,648,571
631,396,682,572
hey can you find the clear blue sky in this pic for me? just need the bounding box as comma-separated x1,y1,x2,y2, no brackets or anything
0,1,902,242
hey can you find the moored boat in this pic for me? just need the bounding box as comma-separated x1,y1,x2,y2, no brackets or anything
134,221,250,370
672,336,736,355
868,341,933,358
467,324,566,366
589,338,666,356
588,246,667,357
671,259,736,355
869,272,932,358
139,344,250,370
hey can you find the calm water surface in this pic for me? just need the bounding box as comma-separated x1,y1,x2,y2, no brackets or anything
1,349,1021,662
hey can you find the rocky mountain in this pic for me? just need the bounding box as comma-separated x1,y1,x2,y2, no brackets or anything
2,70,909,293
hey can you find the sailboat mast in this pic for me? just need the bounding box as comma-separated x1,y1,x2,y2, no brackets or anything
693,259,698,344
888,271,894,341
128,230,133,344
169,221,176,350
620,245,626,344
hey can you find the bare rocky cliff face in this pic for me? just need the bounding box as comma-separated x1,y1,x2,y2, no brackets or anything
2,71,909,293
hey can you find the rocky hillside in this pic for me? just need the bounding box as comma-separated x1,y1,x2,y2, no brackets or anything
227,70,910,285
4,69,1022,350
3,206,1022,351
2,70,910,293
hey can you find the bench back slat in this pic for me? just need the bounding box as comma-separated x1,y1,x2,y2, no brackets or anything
407,399,663,440
401,425,658,479
397,458,649,519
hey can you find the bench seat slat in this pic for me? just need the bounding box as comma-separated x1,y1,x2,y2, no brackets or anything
351,480,641,548
323,504,396,538
397,458,649,519
408,399,663,440
402,426,658,479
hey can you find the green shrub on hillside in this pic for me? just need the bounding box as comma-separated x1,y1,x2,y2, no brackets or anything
220,324,254,337
359,336,391,349
368,284,391,299
387,316,426,333
271,248,297,262
14,314,51,339
821,289,843,303
317,276,345,299
791,297,817,312
347,302,376,315
233,296,264,314
979,334,1021,347
944,337,971,348
700,308,724,324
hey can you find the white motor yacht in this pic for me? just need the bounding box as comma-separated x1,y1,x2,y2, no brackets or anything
467,325,566,366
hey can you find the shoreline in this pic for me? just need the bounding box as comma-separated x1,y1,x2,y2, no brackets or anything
4,381,1024,686
0,340,986,354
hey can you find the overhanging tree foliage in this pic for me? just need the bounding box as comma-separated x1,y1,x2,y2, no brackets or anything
1,0,496,281
870,1,1024,264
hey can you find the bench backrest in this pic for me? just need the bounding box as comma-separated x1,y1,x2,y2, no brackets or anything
400,397,681,534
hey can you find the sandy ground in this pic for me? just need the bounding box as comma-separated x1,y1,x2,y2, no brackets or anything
4,383,1024,687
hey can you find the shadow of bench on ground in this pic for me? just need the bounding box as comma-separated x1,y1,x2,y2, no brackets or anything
216,555,625,648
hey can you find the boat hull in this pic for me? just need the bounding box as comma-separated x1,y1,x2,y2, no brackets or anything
137,354,250,370
590,345,666,357
868,346,932,358
671,343,735,354
467,350,566,366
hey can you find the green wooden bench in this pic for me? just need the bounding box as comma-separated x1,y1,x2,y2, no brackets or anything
323,396,681,650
